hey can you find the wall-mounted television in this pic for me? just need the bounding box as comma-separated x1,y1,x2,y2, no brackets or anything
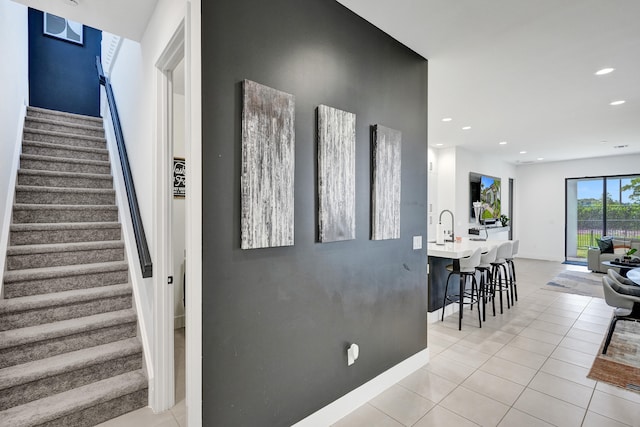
470,172,501,221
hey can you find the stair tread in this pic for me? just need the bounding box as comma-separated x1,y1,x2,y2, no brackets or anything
11,222,120,231
18,168,113,180
13,203,117,210
20,153,110,167
0,283,131,315
23,127,106,142
27,106,103,124
16,185,115,194
0,370,146,427
23,140,108,154
7,240,124,256
0,309,137,350
3,260,128,283
0,337,140,391
25,116,104,131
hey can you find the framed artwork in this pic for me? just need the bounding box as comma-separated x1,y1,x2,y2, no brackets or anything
241,80,295,249
372,125,402,240
43,13,84,45
173,157,185,198
317,104,356,242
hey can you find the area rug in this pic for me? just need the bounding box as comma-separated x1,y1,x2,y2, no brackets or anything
588,319,640,393
544,270,604,298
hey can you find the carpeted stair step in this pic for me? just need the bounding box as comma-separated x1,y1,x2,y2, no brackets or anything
0,284,132,331
0,338,142,411
0,369,147,427
15,185,116,205
20,154,111,175
13,204,118,223
25,116,105,138
22,140,109,162
15,185,115,206
27,106,103,128
10,222,121,246
0,338,141,411
0,309,138,369
23,128,106,150
3,261,129,298
18,169,113,189
7,240,124,271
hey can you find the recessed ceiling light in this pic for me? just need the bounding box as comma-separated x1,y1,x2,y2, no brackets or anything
435,143,444,146
537,157,544,161
600,140,608,144
499,141,508,145
462,126,471,130
595,67,615,75
520,151,527,154
610,100,626,106
442,118,452,122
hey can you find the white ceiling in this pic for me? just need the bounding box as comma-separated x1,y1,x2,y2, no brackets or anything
12,0,158,41
337,0,640,165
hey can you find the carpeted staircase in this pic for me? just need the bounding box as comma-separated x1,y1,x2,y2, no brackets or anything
0,106,148,426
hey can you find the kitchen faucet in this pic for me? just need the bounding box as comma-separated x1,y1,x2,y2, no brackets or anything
438,209,454,242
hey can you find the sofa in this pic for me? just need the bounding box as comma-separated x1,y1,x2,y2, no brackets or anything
587,236,640,273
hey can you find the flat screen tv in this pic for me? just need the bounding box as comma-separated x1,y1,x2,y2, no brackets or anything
470,172,501,221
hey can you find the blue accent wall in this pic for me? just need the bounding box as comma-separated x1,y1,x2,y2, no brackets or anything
28,9,101,117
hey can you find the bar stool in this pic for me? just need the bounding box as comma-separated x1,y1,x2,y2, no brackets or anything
476,246,498,321
441,247,482,330
506,239,519,305
490,241,513,314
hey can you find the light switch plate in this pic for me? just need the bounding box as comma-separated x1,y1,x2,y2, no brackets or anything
413,235,422,250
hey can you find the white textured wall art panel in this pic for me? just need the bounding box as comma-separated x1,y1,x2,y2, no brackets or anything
317,104,356,242
241,80,295,249
372,125,402,240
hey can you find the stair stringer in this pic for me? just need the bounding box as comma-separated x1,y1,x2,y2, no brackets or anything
102,99,155,403
0,103,27,299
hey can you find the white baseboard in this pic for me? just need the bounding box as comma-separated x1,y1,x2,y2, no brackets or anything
427,302,460,324
292,347,429,427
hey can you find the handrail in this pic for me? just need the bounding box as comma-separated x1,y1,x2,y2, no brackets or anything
96,57,153,278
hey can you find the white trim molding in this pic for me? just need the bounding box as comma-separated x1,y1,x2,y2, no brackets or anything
292,348,430,426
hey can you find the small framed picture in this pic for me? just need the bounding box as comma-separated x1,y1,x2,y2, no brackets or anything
43,13,84,45
173,158,186,198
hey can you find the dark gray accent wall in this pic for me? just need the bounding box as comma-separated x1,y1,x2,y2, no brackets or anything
202,0,428,425
28,9,101,117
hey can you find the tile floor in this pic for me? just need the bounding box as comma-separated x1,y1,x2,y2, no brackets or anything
333,259,640,427
99,259,640,427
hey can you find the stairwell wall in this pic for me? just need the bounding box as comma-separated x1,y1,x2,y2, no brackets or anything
0,0,29,293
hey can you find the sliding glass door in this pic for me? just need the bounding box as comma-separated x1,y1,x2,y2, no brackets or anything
566,175,640,262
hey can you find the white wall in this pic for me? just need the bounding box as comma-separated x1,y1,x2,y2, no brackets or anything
172,91,186,329
429,146,516,241
516,154,640,261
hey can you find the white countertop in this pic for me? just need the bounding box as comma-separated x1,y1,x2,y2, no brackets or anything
427,238,507,259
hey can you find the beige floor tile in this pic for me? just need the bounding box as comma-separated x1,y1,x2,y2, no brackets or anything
540,358,596,388
596,381,640,404
437,343,493,368
542,308,580,321
497,408,554,427
332,403,403,427
573,319,609,334
582,411,632,427
528,371,594,408
588,390,640,426
548,301,587,314
440,386,509,427
399,369,457,403
425,355,476,384
413,405,480,427
495,345,548,370
565,327,605,345
508,336,556,357
461,370,525,406
513,388,586,427
369,384,435,426
519,327,564,345
528,319,572,335
480,356,537,386
558,336,601,355
96,407,179,427
550,346,596,369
